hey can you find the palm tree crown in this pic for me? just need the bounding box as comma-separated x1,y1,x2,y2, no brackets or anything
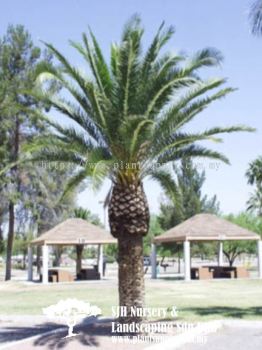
31,15,252,195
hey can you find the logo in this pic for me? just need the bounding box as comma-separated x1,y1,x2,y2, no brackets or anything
43,298,101,338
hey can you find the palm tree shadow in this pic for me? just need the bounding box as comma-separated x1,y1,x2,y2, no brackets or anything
182,306,262,319
33,319,114,349
33,329,98,349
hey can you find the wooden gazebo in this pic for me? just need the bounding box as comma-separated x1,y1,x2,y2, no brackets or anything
151,213,262,280
28,218,117,283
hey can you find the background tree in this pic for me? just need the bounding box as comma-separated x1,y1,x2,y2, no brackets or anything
143,214,163,256
223,213,261,266
156,158,219,263
28,16,252,322
246,156,262,216
0,25,53,280
158,158,220,229
0,81,21,254
0,83,10,253
73,207,102,274
73,207,101,225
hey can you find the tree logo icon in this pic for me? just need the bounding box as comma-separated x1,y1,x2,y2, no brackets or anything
43,298,101,338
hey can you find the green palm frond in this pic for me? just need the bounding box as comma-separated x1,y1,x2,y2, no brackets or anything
150,168,184,213
141,22,175,79
153,80,235,141
250,0,262,35
25,15,253,195
183,47,223,74
60,167,89,200
156,144,230,166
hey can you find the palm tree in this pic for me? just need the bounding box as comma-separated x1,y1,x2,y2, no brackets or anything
246,156,262,215
29,16,253,322
73,207,101,225
249,0,262,35
246,156,262,185
247,187,262,216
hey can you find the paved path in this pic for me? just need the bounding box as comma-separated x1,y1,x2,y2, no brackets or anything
0,321,152,350
179,322,262,350
0,316,63,346
0,318,261,350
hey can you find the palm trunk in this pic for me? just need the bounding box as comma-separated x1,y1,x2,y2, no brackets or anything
5,202,15,281
118,235,144,323
109,182,149,324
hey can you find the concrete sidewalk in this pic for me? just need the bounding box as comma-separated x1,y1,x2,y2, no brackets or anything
0,318,261,350
178,320,262,350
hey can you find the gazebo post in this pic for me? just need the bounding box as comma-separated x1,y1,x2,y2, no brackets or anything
183,240,191,281
42,245,49,284
218,241,224,266
27,245,33,281
151,243,157,279
257,240,262,279
98,244,103,278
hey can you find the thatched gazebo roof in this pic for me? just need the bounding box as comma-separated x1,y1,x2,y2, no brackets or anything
154,213,260,244
31,218,117,246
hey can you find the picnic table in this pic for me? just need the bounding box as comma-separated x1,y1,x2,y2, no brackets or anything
40,268,74,283
191,266,249,280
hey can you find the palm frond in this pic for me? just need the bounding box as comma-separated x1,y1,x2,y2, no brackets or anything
141,22,175,78
60,167,89,200
249,0,262,35
183,47,223,74
27,16,254,192
150,168,179,199
153,83,235,140
156,144,230,166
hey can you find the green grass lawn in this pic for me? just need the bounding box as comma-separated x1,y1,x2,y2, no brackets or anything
0,279,261,321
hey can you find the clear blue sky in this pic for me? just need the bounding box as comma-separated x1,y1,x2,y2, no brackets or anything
1,0,261,224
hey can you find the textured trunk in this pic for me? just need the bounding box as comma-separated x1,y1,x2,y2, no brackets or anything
76,245,84,275
118,235,144,322
5,202,15,281
36,246,41,274
229,258,234,267
53,247,63,267
109,182,149,323
5,117,20,281
0,222,4,254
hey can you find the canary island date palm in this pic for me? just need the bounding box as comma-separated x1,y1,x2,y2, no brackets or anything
29,16,253,323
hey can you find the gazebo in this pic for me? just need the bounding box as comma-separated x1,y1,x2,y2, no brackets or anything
151,213,262,280
28,218,117,283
